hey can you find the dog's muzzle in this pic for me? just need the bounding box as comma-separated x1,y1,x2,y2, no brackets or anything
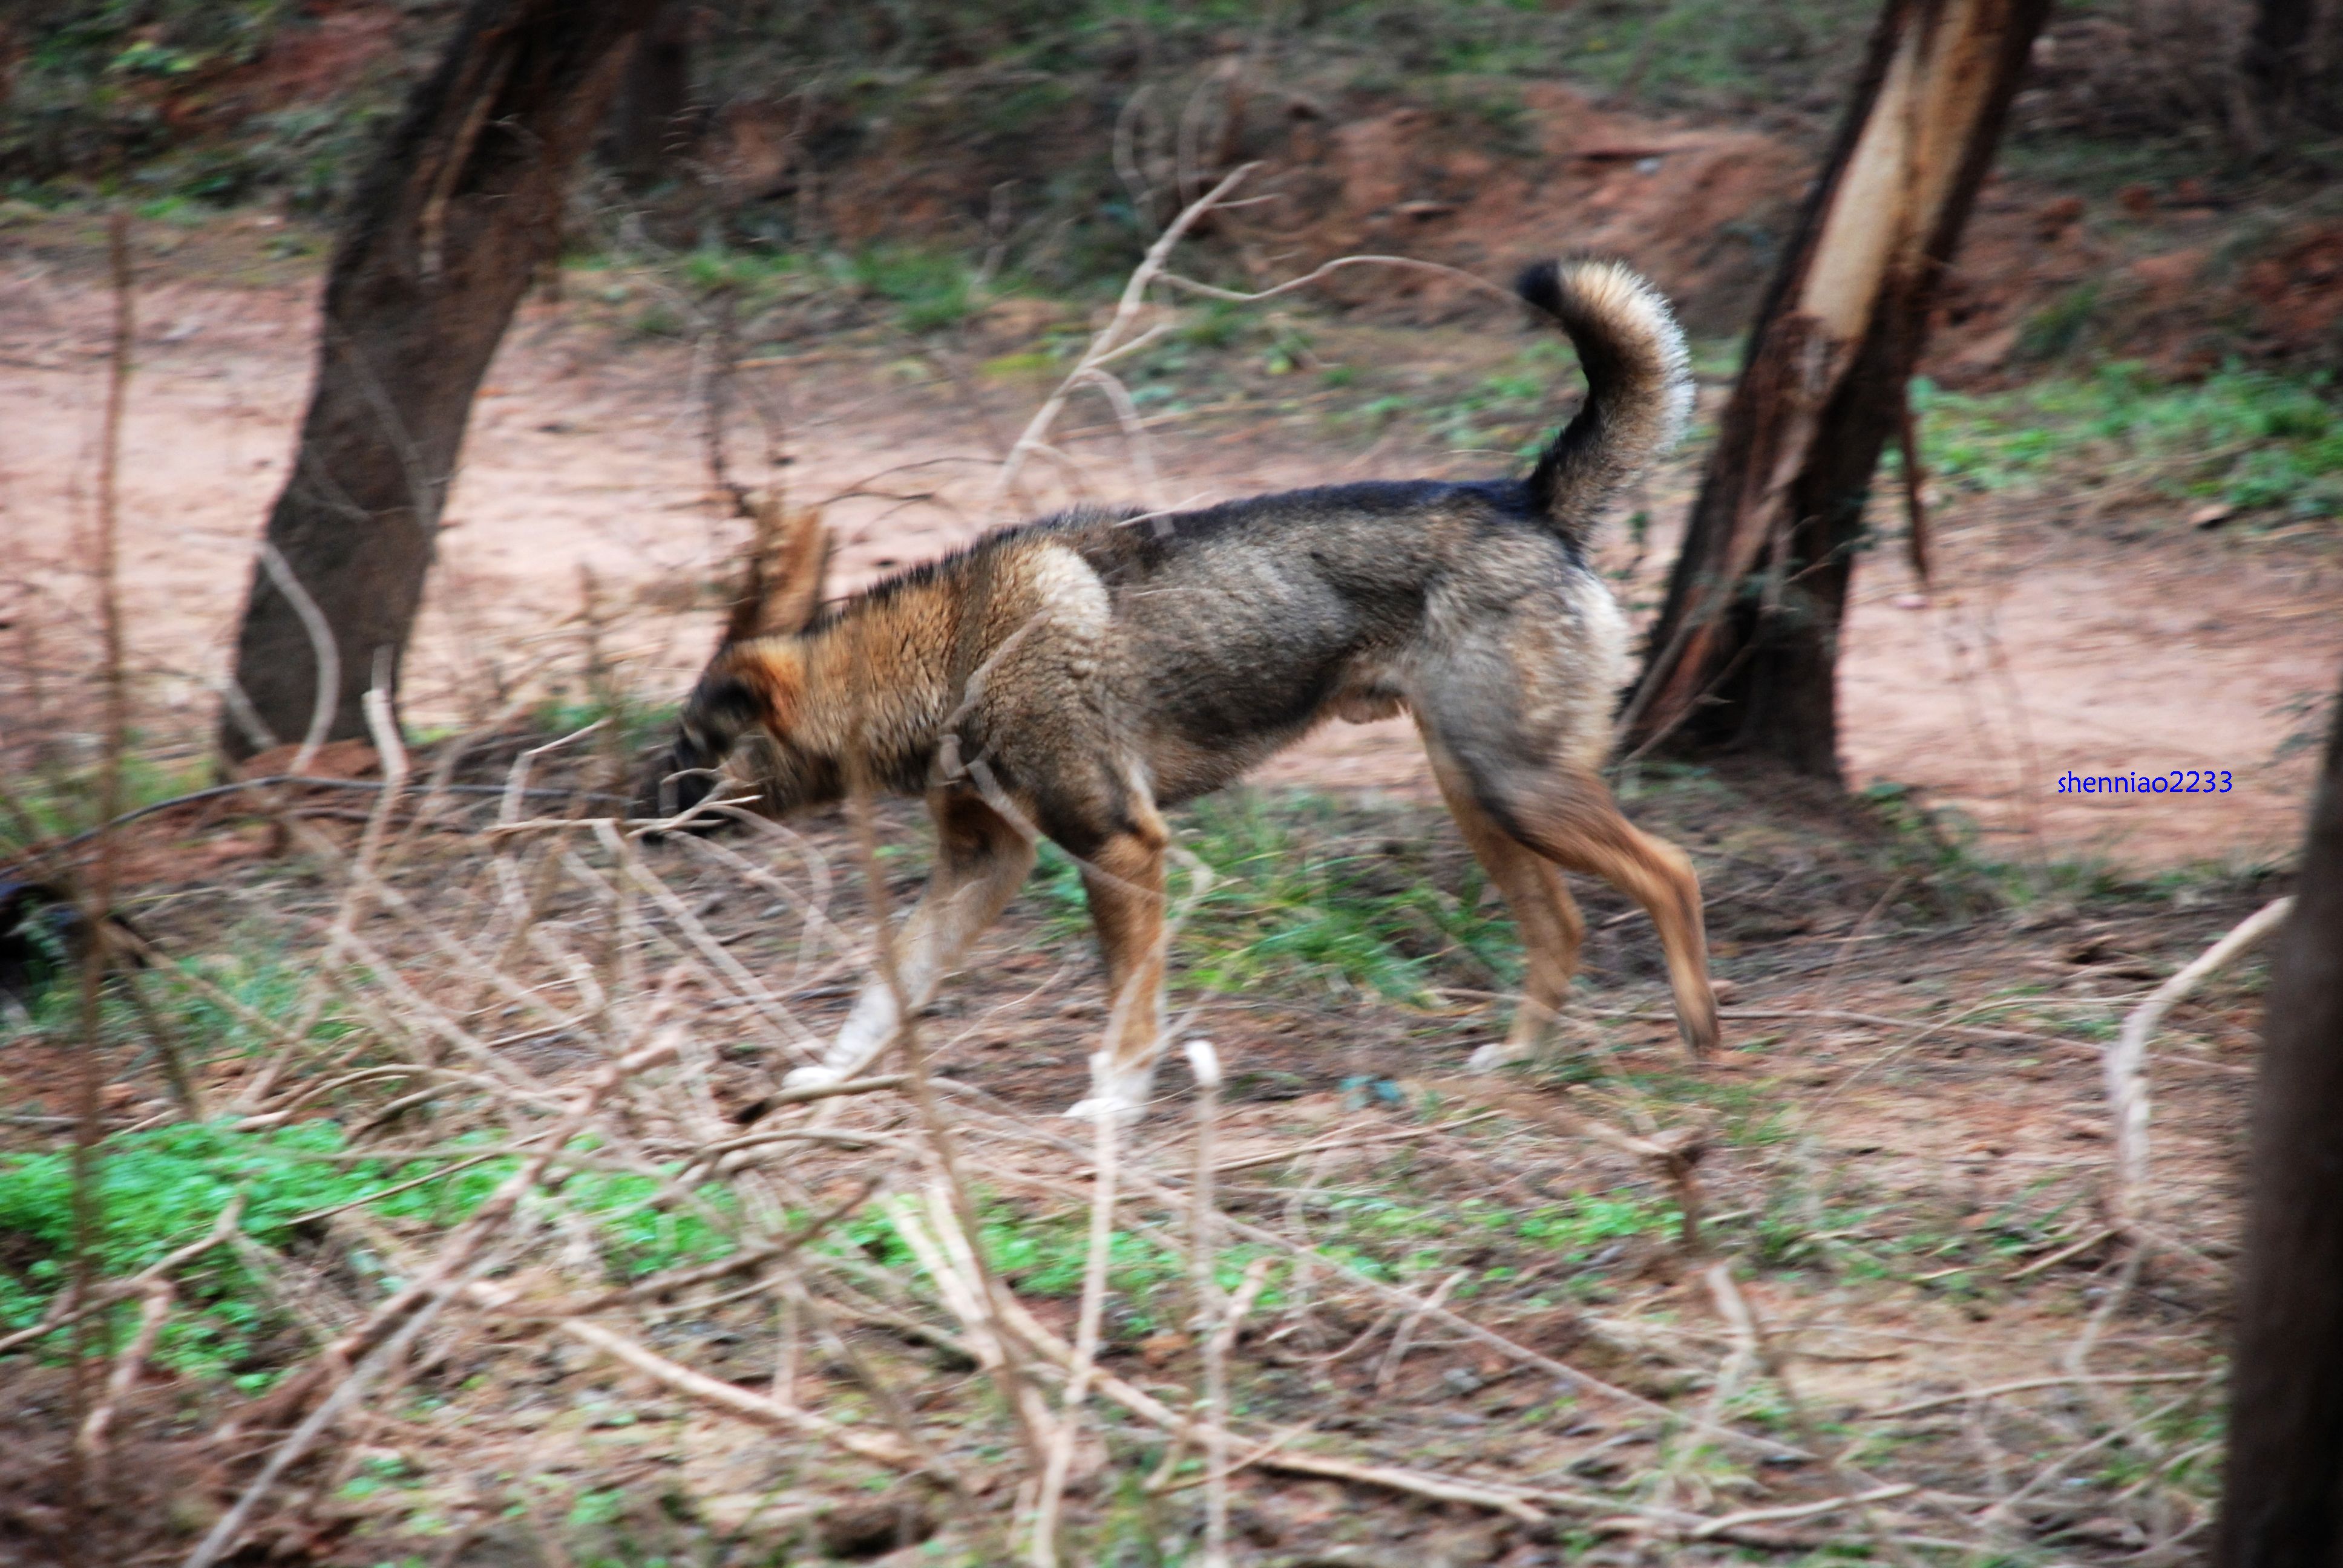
633,746,723,835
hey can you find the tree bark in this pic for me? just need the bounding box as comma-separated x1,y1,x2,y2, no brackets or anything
2218,672,2343,1568
2244,0,2340,134
611,0,693,190
1619,0,2054,783
219,0,657,762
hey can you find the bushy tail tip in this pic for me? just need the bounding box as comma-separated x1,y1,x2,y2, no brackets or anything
1515,258,1693,543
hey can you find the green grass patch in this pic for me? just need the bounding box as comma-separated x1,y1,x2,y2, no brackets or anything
1505,0,1877,107
1032,792,1520,1006
5,0,401,209
1,746,209,850
840,1178,1671,1336
834,1197,1244,1336
530,688,679,756
1735,1177,2087,1296
839,244,985,333
614,240,1006,337
677,244,814,298
1850,778,2261,917
1426,363,1555,456
5,944,355,1104
1911,362,2343,523
980,349,1060,378
1329,1189,1675,1274
1326,338,1581,457
0,1120,738,1379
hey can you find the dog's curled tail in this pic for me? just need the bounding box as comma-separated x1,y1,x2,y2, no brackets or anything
1515,258,1693,546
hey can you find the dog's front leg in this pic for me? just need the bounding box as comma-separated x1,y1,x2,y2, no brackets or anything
1062,809,1170,1126
784,791,1036,1089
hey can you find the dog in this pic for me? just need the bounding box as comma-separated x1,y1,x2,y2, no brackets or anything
641,258,1719,1122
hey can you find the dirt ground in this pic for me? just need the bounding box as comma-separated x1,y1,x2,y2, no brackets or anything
0,747,2281,1566
5,215,2337,880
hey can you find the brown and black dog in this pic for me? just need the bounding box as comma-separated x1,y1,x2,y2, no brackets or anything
643,259,1717,1121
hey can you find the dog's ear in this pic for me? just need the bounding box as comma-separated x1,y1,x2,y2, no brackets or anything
723,496,833,644
761,500,833,635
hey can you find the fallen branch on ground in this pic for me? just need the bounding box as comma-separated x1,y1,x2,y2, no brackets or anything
1863,1370,2212,1422
1691,1484,1917,1539
548,1312,928,1473
994,164,1260,505
233,1033,680,1434
2105,896,2292,1235
1435,1078,1709,1249
1594,1004,2085,1051
31,775,629,857
991,1282,1547,1526
76,1277,172,1456
939,1079,1803,1458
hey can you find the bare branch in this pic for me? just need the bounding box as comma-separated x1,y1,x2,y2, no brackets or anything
2106,895,2292,1235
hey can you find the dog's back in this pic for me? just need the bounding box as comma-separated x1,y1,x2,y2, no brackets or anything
656,258,1689,817
1038,480,1548,800
1017,258,1693,803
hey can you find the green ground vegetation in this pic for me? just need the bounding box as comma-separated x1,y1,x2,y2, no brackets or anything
1911,362,2343,524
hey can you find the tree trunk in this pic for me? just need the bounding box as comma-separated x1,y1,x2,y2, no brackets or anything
1619,0,2054,783
2244,0,2340,134
2218,675,2343,1568
219,0,657,762
611,0,693,190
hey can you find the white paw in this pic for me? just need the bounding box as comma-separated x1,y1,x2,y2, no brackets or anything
1062,1093,1147,1128
1066,1051,1157,1127
1467,1039,1523,1073
783,1064,850,1092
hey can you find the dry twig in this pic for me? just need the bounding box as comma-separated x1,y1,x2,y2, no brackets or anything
1693,1484,1917,1539
74,1278,172,1458
994,165,1261,505
1029,1057,1123,1566
1863,1370,2210,1422
1185,1038,1233,1568
2105,896,2292,1234
547,1313,925,1472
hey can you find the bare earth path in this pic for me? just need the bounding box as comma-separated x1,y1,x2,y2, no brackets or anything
4,232,2335,871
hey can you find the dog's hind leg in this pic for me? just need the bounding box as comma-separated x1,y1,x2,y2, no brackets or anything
1060,802,1172,1126
1488,768,1719,1059
1420,730,1586,1071
784,789,1037,1089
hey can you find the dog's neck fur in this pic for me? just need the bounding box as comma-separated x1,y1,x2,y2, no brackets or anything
735,577,967,802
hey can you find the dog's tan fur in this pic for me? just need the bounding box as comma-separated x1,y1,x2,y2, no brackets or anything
646,258,1717,1120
